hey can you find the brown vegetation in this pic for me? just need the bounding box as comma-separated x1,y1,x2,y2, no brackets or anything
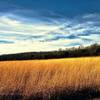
0,57,100,100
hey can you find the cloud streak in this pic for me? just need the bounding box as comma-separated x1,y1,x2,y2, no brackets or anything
0,13,100,54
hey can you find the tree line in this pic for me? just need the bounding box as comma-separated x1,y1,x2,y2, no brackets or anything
0,43,100,61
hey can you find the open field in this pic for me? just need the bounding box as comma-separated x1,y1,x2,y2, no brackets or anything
0,57,100,100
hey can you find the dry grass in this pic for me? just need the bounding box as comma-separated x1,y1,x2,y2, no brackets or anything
0,57,100,99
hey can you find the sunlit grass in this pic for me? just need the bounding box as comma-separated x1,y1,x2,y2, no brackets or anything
0,57,100,98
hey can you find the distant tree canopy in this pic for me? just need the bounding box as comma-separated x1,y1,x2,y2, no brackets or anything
0,43,100,61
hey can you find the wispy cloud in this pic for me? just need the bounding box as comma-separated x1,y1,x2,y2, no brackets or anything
0,40,14,44
0,13,100,54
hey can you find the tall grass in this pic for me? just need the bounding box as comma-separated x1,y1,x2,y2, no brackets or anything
0,57,100,99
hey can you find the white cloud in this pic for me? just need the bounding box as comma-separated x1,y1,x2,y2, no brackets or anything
0,13,100,54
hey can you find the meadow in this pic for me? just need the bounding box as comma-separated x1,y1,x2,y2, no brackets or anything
0,57,100,100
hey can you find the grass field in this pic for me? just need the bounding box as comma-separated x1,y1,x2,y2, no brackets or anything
0,57,100,100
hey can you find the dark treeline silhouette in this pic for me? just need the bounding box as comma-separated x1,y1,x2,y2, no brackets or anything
0,43,100,61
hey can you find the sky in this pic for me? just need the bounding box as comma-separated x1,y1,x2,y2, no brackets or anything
0,0,100,54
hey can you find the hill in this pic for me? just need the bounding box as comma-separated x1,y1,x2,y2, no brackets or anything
0,43,100,61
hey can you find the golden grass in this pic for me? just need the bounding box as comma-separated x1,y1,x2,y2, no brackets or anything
0,57,100,97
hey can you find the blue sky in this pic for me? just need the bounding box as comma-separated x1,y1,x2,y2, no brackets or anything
0,0,100,54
